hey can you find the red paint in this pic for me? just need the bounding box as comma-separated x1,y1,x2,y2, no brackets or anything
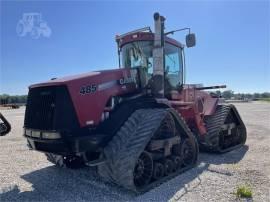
30,68,138,127
29,70,220,137
168,86,220,136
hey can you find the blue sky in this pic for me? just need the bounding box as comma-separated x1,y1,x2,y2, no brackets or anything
1,0,269,95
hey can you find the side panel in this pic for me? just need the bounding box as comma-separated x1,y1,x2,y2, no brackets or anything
168,87,220,136
66,69,139,127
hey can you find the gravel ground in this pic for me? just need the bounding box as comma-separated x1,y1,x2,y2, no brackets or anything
0,102,269,202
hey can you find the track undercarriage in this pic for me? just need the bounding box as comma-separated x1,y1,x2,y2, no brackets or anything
44,108,198,191
202,104,247,153
42,103,246,191
97,108,198,192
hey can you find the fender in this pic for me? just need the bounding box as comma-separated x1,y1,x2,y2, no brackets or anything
96,96,169,146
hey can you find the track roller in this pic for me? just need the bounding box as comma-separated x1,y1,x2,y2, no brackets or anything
134,151,153,187
152,162,164,180
163,159,174,175
171,156,182,170
181,138,195,167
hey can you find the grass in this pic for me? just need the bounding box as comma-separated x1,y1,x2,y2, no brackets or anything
235,185,253,198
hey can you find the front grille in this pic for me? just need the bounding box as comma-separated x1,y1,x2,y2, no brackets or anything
25,87,56,130
24,85,80,132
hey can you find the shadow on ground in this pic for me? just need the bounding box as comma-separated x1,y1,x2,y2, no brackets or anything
0,145,248,202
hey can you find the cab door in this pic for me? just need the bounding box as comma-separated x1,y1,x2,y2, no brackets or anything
164,43,184,98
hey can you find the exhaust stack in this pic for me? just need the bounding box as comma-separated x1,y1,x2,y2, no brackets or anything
152,12,165,98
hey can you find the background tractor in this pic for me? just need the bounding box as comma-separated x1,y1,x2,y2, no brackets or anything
23,13,246,192
0,113,11,136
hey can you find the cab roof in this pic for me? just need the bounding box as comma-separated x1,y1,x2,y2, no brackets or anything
117,32,184,49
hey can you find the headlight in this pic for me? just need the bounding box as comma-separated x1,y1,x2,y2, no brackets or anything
25,129,32,137
42,132,61,139
31,130,41,138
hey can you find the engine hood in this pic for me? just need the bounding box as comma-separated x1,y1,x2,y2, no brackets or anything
28,68,139,127
30,68,130,89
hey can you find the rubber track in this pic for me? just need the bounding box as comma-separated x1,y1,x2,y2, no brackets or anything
0,113,11,136
204,104,246,152
97,108,198,192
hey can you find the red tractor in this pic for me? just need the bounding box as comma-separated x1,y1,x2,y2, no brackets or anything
23,13,246,192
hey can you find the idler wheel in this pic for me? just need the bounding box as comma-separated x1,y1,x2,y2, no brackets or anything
171,155,182,170
134,151,153,187
181,139,194,167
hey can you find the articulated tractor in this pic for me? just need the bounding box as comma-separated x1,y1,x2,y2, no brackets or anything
23,13,246,192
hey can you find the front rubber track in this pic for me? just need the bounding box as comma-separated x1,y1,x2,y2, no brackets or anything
97,108,198,192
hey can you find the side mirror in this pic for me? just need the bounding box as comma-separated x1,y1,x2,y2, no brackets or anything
186,33,196,48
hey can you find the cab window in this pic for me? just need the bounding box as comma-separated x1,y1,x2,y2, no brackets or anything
165,43,183,89
121,41,183,88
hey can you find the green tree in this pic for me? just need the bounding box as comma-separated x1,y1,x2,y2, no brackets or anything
261,92,270,98
253,93,261,99
222,90,234,99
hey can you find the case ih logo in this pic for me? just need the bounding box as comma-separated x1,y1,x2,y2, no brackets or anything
118,77,136,85
16,13,52,39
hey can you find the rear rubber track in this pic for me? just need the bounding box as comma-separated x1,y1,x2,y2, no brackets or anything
203,104,246,153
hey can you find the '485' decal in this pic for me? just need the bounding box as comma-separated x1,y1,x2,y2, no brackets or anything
80,84,97,95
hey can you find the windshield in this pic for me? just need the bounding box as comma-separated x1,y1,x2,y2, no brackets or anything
122,41,153,70
121,41,184,88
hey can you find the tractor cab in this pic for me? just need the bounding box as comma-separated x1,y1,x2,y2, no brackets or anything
116,22,195,97
22,13,43,25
